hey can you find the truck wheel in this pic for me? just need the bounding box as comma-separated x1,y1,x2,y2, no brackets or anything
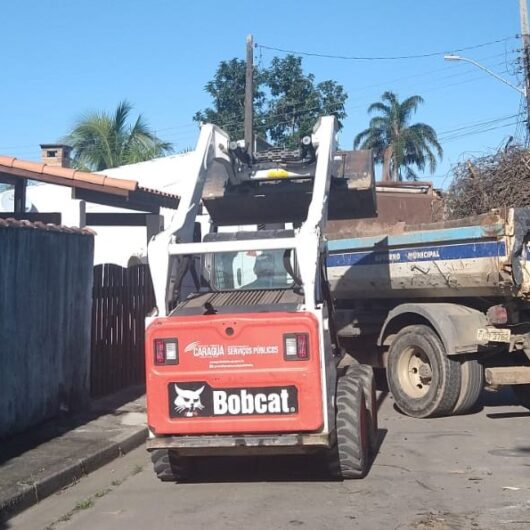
346,363,378,455
512,384,530,410
386,325,461,418
327,371,370,479
151,449,191,482
452,359,484,415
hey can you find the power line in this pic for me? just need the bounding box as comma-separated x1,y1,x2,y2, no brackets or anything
256,36,517,61
345,51,519,95
374,62,516,98
439,121,520,143
438,113,522,137
514,96,528,142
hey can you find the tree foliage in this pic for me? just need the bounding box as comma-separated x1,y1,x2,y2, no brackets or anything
64,100,173,171
194,55,347,148
264,56,347,147
193,59,267,141
446,146,530,219
354,91,442,181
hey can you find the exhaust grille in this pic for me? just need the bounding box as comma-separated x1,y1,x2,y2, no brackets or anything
176,289,302,312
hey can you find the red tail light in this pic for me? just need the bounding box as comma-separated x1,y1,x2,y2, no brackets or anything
154,339,179,365
284,333,310,361
296,334,308,359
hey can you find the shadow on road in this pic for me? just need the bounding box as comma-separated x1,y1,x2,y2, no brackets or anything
178,390,390,484
481,387,521,407
386,386,530,418
486,410,530,419
182,428,388,484
376,390,389,412
0,385,144,466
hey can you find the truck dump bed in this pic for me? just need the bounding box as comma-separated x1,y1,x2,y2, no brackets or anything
326,209,530,300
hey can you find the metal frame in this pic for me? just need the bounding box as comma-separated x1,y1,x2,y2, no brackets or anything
146,432,331,456
148,124,231,317
148,116,337,317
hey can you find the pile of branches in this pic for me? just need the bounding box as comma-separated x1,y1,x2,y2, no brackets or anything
446,146,530,219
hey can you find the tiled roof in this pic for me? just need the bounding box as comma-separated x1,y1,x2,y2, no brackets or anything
0,217,95,235
0,156,138,191
0,155,181,211
136,185,180,198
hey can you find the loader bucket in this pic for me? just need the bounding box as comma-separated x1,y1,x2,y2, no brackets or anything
202,150,377,226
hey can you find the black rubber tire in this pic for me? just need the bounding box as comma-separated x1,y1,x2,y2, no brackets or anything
386,325,461,418
346,363,378,455
151,449,191,482
328,371,370,479
451,359,484,415
512,384,530,410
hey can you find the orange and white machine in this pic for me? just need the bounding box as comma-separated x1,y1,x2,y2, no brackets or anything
145,116,378,480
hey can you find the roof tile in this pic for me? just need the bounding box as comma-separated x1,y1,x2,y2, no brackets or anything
0,156,16,168
43,165,76,179
139,186,175,197
73,170,106,186
13,160,45,173
102,176,137,191
0,217,94,235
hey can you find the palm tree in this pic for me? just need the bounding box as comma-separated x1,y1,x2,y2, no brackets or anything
64,100,173,171
353,91,442,181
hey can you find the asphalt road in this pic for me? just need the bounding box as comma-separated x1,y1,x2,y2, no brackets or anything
7,389,530,530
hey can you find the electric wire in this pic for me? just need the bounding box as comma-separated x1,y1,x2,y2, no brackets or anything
256,36,517,61
439,121,521,144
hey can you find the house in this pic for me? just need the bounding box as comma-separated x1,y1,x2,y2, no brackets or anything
0,145,199,266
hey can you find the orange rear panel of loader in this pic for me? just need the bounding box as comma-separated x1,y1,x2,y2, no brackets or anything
145,312,323,435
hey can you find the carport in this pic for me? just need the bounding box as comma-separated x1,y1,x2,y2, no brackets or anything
0,155,180,232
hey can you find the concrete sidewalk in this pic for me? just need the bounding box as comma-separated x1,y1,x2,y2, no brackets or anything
0,386,147,523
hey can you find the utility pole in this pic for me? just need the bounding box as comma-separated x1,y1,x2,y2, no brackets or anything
519,0,530,138
244,34,254,158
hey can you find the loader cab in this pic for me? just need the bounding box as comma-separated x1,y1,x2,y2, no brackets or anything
201,229,299,293
211,249,292,290
169,228,306,316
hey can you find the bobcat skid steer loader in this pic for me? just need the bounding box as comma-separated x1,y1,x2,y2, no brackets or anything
144,116,378,481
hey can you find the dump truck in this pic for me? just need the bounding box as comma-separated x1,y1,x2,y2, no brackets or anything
144,116,379,481
327,209,530,418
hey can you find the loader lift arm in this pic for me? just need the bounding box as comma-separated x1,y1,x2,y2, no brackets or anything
149,116,338,315
148,124,232,317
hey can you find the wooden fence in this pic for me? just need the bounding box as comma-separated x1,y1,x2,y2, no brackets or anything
90,263,155,398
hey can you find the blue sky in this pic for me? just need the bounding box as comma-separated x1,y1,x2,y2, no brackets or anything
0,0,525,186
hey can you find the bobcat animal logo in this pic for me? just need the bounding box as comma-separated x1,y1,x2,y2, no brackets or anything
173,384,205,417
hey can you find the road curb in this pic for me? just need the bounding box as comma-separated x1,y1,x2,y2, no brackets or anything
0,427,147,523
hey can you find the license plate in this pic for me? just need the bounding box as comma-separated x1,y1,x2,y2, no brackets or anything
477,328,511,343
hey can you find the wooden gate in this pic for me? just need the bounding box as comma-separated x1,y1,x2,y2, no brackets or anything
90,263,155,398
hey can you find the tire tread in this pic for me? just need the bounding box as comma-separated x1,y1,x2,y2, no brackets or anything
452,359,484,415
151,449,190,482
346,363,378,454
329,371,369,479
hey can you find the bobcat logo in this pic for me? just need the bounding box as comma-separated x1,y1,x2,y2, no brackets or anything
173,385,205,417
